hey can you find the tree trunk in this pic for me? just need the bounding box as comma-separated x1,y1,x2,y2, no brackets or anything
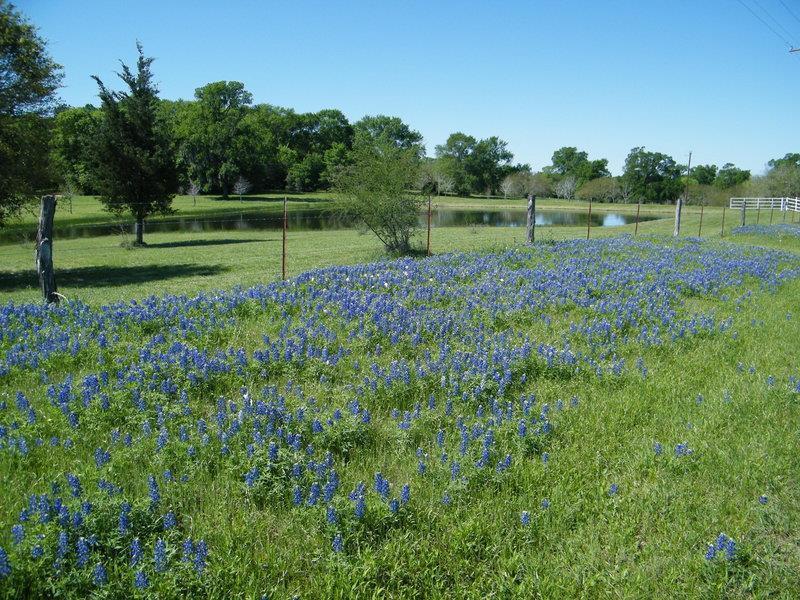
135,218,144,245
36,195,59,303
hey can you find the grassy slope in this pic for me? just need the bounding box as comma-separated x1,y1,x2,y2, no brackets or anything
1,197,800,597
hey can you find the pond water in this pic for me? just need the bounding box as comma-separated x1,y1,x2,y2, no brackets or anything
2,208,660,242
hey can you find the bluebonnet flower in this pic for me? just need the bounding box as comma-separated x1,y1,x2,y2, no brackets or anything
354,495,366,519
609,483,619,496
389,499,400,513
725,539,736,559
442,492,452,506
758,495,768,505
164,510,177,529
520,511,531,526
194,540,208,574
705,544,716,560
134,570,149,589
326,505,337,524
31,545,43,559
674,442,693,457
541,498,550,509
307,482,321,506
11,525,24,545
76,537,90,567
66,473,82,498
57,531,68,559
332,533,343,553
94,447,110,468
542,452,549,465
156,428,168,451
148,475,160,509
93,562,107,586
401,484,410,505
292,486,302,507
182,539,194,562
653,442,663,455
245,467,260,488
417,461,426,475
0,547,10,578
130,538,142,566
155,538,167,572
119,502,131,534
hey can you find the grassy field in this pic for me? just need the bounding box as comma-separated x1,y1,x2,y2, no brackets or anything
3,193,798,306
1,199,800,598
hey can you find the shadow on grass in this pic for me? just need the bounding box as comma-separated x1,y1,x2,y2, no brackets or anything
0,264,230,292
144,238,269,249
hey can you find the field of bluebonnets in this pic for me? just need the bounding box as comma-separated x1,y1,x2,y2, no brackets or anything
2,230,800,598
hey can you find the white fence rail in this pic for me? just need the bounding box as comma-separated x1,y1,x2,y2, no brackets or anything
729,197,800,211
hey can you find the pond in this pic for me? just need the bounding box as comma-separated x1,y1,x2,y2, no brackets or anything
1,208,660,242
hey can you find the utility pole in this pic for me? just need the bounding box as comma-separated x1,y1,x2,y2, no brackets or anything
674,151,691,237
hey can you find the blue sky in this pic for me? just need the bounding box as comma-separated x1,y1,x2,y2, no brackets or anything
21,0,800,175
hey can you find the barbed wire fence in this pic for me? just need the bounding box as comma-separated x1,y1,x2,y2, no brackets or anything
8,194,800,303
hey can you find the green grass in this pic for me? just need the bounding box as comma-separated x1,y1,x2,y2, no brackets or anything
5,193,798,306
2,199,800,597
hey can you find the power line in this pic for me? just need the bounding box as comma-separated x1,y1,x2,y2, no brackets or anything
750,0,799,41
777,0,800,27
734,0,794,47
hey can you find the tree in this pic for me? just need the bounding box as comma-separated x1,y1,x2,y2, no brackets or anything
333,137,421,254
179,81,253,197
691,164,717,186
50,105,101,194
91,43,178,245
544,146,609,184
353,115,423,154
621,147,682,203
465,136,513,197
764,163,800,197
714,163,750,189
0,1,63,226
434,171,454,196
500,175,516,199
767,153,800,170
187,180,201,205
435,132,477,195
553,175,578,200
576,177,621,203
232,175,251,200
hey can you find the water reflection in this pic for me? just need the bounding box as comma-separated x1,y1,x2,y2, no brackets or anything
1,208,658,242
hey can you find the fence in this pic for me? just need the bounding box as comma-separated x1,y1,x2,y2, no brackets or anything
729,197,800,211
16,194,800,303
729,197,800,226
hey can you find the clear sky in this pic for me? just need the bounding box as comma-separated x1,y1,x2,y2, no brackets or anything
20,0,800,175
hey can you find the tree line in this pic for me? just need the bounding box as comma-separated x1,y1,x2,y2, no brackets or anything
2,0,800,239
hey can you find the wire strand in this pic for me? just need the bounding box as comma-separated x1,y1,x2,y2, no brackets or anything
734,0,794,46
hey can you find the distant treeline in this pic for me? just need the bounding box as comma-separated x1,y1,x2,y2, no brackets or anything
50,86,800,205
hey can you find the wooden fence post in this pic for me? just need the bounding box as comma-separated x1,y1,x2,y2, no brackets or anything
770,204,774,225
586,198,592,240
36,195,59,303
634,201,641,236
740,201,746,227
526,194,536,244
721,206,726,237
756,201,761,224
282,196,287,280
698,204,704,237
